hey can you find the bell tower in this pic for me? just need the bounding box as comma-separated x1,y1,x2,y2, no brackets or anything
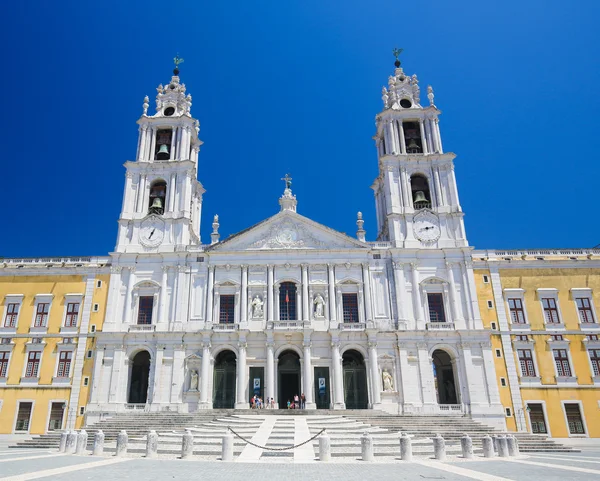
115,58,205,253
372,50,467,249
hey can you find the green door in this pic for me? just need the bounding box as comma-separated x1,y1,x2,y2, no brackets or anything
313,367,330,409
213,351,236,408
343,350,368,409
249,367,264,401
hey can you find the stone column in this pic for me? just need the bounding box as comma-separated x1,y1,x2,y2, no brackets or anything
240,265,248,323
159,266,169,325
435,118,443,154
149,127,157,161
398,120,406,154
362,263,373,322
417,343,437,406
266,338,275,401
411,263,424,328
267,265,274,322
168,174,176,213
460,343,480,406
303,339,314,408
151,347,164,404
327,264,336,323
481,341,501,405
205,266,214,324
427,118,436,154
199,340,211,407
235,340,247,408
331,339,345,409
445,262,461,323
123,267,135,324
433,167,444,206
400,167,410,207
419,119,428,154
368,339,381,405
392,262,406,324
302,264,309,321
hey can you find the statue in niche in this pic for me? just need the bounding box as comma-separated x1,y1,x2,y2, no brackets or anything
382,369,394,392
251,295,264,318
313,293,325,318
189,369,199,392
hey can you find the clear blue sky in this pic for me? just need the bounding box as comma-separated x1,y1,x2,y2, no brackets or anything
3,0,599,257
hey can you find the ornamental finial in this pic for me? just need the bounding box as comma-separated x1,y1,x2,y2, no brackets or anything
173,53,184,75
392,47,403,68
281,173,292,191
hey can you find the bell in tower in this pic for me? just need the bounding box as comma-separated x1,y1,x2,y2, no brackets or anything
155,129,172,160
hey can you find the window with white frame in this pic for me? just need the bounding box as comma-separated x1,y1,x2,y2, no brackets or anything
4,303,19,327
588,348,600,377
0,351,10,377
31,295,53,329
342,293,359,322
25,351,41,377
219,295,235,324
56,351,72,378
517,349,536,377
427,293,446,322
64,303,80,327
541,298,560,324
577,298,595,323
137,296,154,325
553,349,572,377
508,298,526,324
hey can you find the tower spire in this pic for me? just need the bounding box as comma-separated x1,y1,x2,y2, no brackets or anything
279,174,297,212
173,53,184,76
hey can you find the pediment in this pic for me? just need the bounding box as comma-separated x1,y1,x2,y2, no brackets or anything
210,211,368,252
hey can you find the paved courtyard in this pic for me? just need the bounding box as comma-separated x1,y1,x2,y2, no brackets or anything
0,437,599,481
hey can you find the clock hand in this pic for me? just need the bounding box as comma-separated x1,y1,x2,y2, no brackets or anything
148,228,155,239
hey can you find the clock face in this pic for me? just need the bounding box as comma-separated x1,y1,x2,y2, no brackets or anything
139,218,165,247
413,212,441,243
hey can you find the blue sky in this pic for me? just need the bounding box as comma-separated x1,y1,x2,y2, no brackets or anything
2,0,599,257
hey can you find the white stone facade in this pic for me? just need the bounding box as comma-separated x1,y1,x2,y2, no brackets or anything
86,63,505,430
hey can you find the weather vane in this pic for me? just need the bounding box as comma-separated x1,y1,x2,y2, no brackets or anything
392,47,403,67
281,173,292,190
173,54,184,74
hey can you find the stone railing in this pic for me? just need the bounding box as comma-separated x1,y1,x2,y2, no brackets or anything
128,325,156,332
474,248,600,259
268,321,306,330
339,322,367,331
0,256,110,267
426,322,455,331
404,403,465,415
212,323,238,332
123,403,149,411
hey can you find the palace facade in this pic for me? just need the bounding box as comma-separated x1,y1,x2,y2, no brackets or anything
1,59,598,437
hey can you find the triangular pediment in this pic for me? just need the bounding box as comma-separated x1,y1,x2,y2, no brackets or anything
209,211,368,252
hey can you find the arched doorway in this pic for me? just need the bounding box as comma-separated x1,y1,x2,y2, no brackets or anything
213,350,236,408
278,350,301,406
342,350,368,409
128,351,151,404
432,349,459,404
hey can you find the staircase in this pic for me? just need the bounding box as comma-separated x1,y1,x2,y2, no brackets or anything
12,410,576,457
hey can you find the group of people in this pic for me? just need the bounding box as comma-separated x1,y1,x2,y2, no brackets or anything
249,393,307,409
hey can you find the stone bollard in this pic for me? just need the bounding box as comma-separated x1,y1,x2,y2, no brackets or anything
482,435,494,458
66,431,77,454
181,429,194,459
319,430,331,462
492,435,498,453
221,432,234,461
93,430,105,456
400,432,413,461
115,430,128,457
146,430,158,458
432,434,446,461
506,436,517,457
361,432,374,462
497,436,509,458
76,430,88,455
512,435,520,456
460,433,473,459
59,431,68,453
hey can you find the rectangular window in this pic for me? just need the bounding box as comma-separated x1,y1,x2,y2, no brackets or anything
279,282,297,321
57,351,72,377
500,378,507,387
483,275,490,283
551,334,563,341
427,293,446,322
96,280,102,288
64,303,79,327
0,351,9,377
4,303,19,327
589,349,600,377
588,334,599,341
516,335,529,341
219,295,235,324
48,402,64,431
542,298,560,324
528,404,548,434
505,407,512,417
508,298,526,324
34,303,49,327
15,402,33,431
495,349,502,358
576,298,595,323
517,349,536,377
553,349,572,377
564,403,585,434
342,293,359,323
25,351,41,377
487,300,493,309
137,296,153,325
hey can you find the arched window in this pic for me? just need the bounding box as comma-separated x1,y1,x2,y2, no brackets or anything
279,282,297,321
154,129,172,160
402,121,423,153
148,180,167,215
410,174,431,209
432,349,459,405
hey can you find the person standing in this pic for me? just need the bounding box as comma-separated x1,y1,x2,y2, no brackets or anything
294,394,299,409
300,393,306,409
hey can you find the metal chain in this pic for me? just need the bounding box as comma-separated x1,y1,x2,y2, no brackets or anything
228,426,325,451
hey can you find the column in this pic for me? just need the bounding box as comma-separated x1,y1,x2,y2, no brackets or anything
151,348,164,404
433,167,444,206
149,126,156,161
108,348,125,403
449,165,461,210
368,339,381,405
236,340,247,408
170,347,185,404
392,262,407,323
123,267,135,324
137,125,145,161
429,118,438,153
327,264,337,322
434,118,443,154
136,174,145,213
122,173,133,213
169,126,176,160
199,341,211,407
480,341,501,406
384,167,394,214
445,262,462,323
362,263,373,322
240,265,248,323
417,343,437,406
398,120,406,154
464,261,483,329
383,120,392,155
460,343,480,406
168,173,176,212
426,118,435,154
266,338,275,401
302,264,309,321
205,266,214,324
400,167,410,207
331,340,345,409
396,341,420,409
411,263,424,327
303,339,315,408
418,119,429,154
389,118,399,154
89,348,104,404
159,266,169,325
267,265,274,322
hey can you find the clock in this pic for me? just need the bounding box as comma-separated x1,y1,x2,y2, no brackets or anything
413,211,441,243
139,218,165,247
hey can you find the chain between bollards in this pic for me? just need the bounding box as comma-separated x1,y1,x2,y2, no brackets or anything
227,426,325,451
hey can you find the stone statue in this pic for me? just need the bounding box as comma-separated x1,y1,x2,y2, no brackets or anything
313,294,325,318
189,369,199,392
250,295,264,318
382,369,394,392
